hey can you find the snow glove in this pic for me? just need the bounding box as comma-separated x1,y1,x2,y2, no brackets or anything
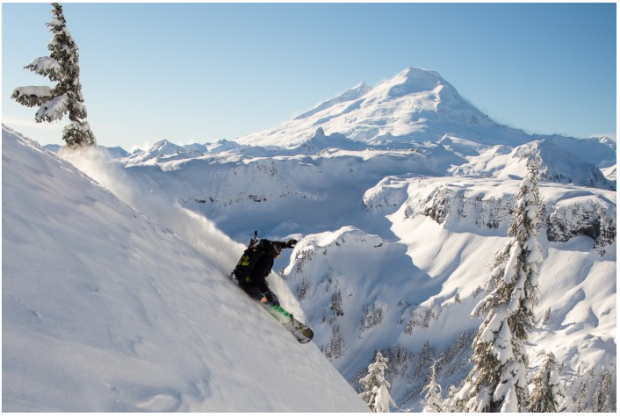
283,239,297,248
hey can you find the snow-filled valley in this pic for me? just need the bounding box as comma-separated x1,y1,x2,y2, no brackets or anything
4,67,617,412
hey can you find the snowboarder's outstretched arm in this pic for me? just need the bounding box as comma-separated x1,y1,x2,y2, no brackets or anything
280,239,297,249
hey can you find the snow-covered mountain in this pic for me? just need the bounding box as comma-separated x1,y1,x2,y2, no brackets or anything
117,67,614,189
122,139,207,165
237,67,517,148
2,126,369,412
235,67,614,166
602,164,617,181
7,66,616,412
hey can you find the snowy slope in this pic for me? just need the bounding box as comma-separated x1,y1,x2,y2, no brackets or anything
2,125,369,412
602,165,617,181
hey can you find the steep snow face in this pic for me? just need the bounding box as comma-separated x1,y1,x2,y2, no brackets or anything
2,126,369,412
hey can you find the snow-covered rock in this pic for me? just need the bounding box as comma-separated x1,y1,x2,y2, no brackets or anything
289,127,368,154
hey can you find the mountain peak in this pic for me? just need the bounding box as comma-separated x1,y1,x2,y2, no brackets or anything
384,67,446,98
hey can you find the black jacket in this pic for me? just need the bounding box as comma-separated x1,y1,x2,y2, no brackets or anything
248,252,274,295
239,239,296,300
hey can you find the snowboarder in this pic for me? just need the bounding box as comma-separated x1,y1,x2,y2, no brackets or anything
232,234,313,344
233,237,297,306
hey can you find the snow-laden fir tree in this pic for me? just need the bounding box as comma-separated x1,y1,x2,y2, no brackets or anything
422,360,443,412
443,385,460,413
12,3,96,148
528,352,566,412
360,351,396,412
456,163,543,412
592,366,616,412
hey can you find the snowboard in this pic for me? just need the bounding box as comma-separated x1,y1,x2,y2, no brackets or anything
261,303,314,344
229,272,314,343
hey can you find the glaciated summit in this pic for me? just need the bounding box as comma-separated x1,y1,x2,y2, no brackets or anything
382,66,447,97
236,67,525,148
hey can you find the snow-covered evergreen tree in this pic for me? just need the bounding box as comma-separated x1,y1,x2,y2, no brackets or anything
528,352,566,412
422,360,443,413
11,3,96,148
592,366,616,412
360,351,396,412
457,163,543,412
443,385,460,413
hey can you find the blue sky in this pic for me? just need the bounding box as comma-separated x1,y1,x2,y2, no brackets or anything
2,2,616,149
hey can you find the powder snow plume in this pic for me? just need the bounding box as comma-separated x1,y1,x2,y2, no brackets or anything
60,147,306,321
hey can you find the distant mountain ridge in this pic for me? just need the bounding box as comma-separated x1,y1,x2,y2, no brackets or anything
86,67,615,183
44,67,615,178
